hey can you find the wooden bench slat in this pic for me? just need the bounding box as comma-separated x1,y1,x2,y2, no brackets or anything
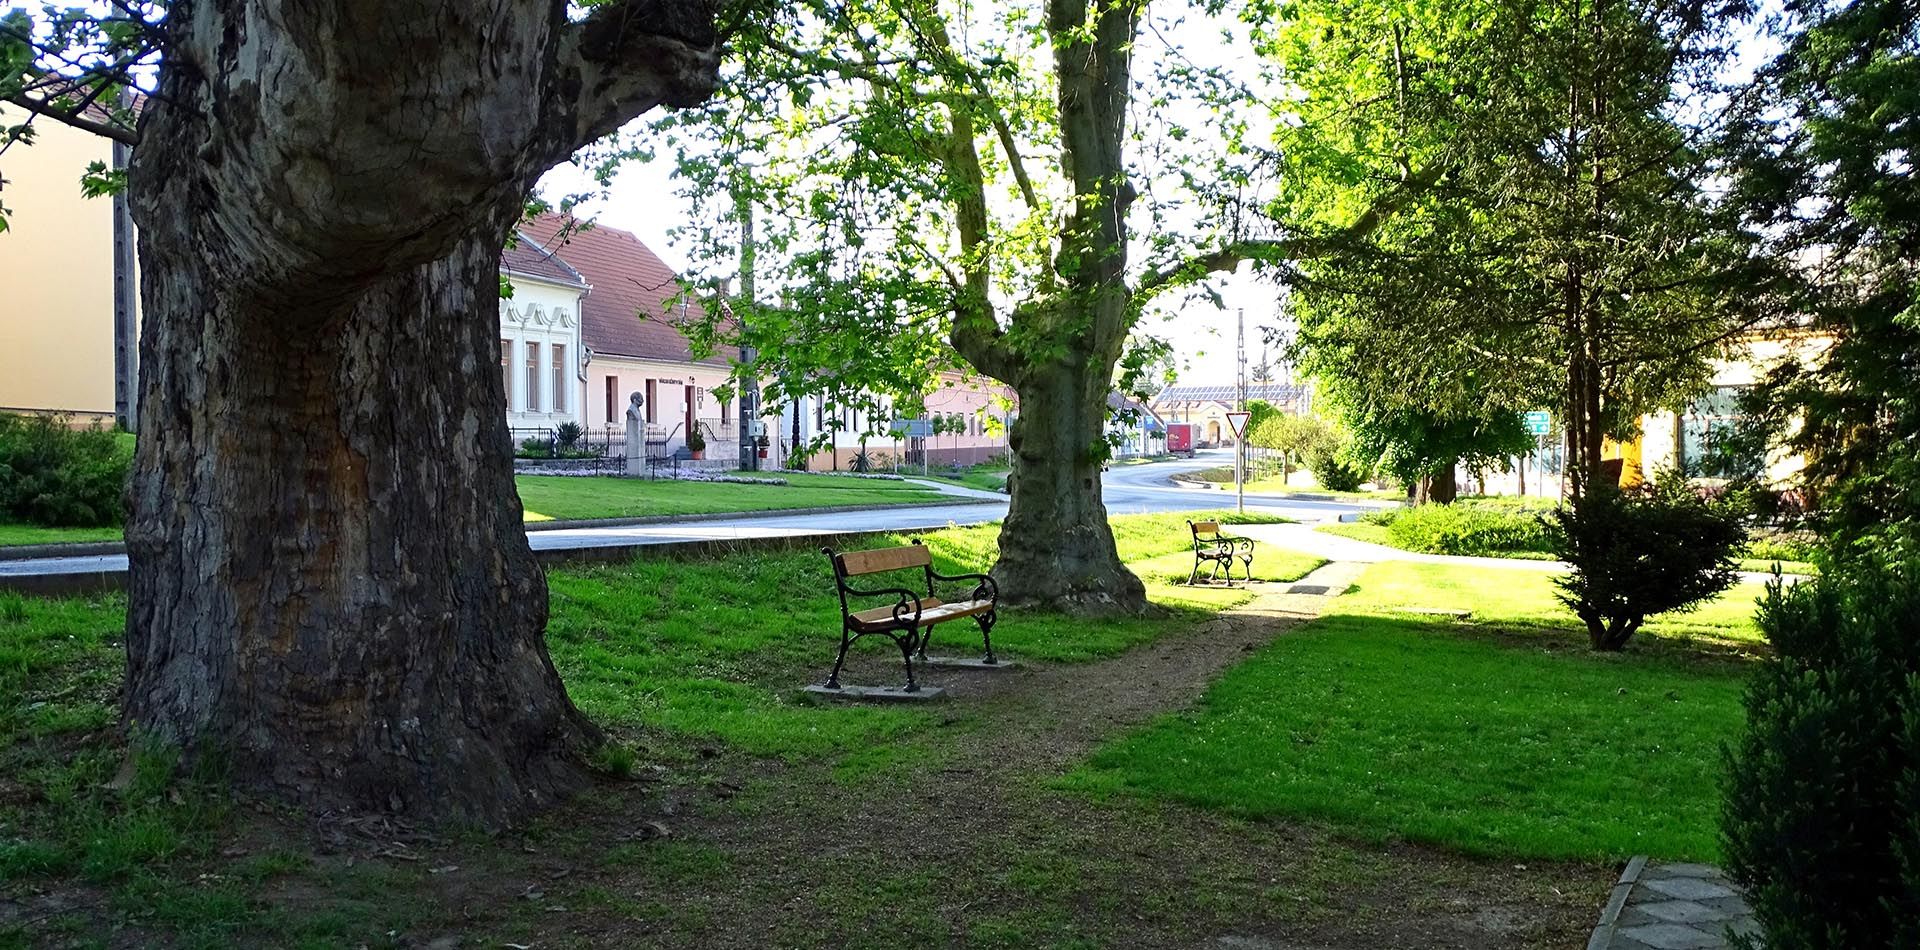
845,598,994,631
849,597,945,628
919,599,992,623
1192,520,1221,535
837,544,932,575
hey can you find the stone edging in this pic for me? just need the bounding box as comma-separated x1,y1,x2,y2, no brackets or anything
1586,855,1650,950
0,499,1000,564
0,540,127,563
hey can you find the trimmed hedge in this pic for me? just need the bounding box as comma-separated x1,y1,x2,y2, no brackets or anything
0,415,130,528
1363,502,1554,557
1723,563,1920,948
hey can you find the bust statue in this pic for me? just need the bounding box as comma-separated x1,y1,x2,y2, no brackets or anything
624,391,646,474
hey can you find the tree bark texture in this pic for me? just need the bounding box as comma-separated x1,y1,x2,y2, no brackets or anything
121,0,717,826
956,0,1147,614
997,363,1147,614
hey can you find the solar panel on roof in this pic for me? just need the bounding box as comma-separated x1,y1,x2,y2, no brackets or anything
1153,384,1308,402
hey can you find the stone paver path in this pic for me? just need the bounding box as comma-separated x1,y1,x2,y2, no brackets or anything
1590,857,1761,950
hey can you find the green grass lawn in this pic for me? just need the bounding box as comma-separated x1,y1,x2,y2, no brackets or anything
0,474,961,545
549,510,1291,758
0,511,1290,910
516,473,951,522
914,468,1010,493
1125,548,1326,586
0,522,125,547
1181,466,1402,498
1068,561,1772,863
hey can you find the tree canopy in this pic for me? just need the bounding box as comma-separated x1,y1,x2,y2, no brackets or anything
1260,0,1783,493
1729,0,1919,563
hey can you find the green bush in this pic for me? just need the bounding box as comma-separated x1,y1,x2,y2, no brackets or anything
1376,502,1554,557
1722,563,1920,949
1747,532,1818,566
0,414,128,528
1546,481,1746,650
1308,450,1365,492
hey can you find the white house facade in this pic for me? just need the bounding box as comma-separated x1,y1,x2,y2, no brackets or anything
497,232,591,436
499,275,587,434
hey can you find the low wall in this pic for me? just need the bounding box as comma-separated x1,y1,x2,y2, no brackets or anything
799,444,1008,472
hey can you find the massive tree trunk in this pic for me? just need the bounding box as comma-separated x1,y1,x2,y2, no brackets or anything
1420,463,1458,504
997,362,1146,614
948,0,1147,614
119,0,716,826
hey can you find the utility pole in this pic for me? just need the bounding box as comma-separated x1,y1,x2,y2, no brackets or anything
734,189,762,471
1236,307,1246,514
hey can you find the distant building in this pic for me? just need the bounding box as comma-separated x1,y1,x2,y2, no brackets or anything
1149,383,1312,447
1106,392,1165,458
498,233,589,435
0,102,138,424
770,371,1014,471
516,213,740,457
1619,327,1835,488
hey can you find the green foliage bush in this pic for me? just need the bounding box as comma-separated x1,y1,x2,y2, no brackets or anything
1547,481,1745,650
1722,563,1920,949
1746,532,1817,566
1376,502,1553,557
1308,450,1365,492
0,415,128,528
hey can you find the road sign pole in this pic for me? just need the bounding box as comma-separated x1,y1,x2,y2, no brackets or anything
1237,439,1245,514
1225,409,1252,514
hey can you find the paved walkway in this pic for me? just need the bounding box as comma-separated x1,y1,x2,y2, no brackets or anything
0,458,1370,587
1590,858,1760,950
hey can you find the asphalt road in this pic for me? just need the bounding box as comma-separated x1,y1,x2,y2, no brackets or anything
0,451,1369,582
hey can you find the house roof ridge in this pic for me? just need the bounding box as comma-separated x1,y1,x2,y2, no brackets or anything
510,228,589,286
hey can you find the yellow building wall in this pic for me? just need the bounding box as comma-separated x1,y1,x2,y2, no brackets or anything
0,105,124,416
1635,331,1834,486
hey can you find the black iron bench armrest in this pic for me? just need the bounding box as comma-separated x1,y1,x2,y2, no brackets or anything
931,570,998,602
837,584,926,625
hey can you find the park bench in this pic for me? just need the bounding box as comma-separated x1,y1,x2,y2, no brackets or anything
820,541,999,692
1187,520,1256,586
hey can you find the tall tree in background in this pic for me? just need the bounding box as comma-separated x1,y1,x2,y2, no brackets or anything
1720,4,1920,940
3,1,720,823
1728,0,1920,564
662,0,1429,612
1263,0,1775,496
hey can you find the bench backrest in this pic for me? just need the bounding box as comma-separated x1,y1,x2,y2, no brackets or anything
1190,520,1221,539
831,543,932,577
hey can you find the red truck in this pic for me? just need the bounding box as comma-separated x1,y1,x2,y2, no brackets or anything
1166,422,1196,457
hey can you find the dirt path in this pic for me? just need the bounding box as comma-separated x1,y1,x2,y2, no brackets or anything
507,563,1606,949
161,563,1608,949
934,561,1370,776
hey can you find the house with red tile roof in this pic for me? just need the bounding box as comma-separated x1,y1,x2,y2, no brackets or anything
517,213,741,457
